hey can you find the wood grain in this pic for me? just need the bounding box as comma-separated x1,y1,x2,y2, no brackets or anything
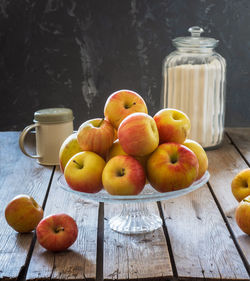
26,167,98,280
206,132,250,264
0,132,53,279
103,202,173,280
161,182,249,279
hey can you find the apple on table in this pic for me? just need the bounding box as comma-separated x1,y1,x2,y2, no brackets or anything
5,194,43,233
36,213,78,252
235,195,250,235
231,168,250,202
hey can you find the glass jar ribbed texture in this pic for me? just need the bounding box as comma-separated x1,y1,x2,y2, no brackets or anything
161,27,226,149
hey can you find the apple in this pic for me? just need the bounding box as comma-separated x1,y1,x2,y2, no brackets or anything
183,139,208,180
77,118,114,158
36,213,78,252
235,195,250,235
136,153,150,173
118,112,159,157
59,133,83,172
5,195,43,233
102,155,146,195
106,139,128,161
147,142,198,192
154,108,191,144
64,151,106,193
231,168,250,202
113,128,118,141
104,89,148,129
107,139,150,176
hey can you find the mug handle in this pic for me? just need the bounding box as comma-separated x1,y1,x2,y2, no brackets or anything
19,124,41,159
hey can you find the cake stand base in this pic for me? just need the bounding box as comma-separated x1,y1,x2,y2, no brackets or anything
109,202,162,234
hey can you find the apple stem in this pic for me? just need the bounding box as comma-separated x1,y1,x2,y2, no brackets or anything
117,168,125,177
97,118,104,127
73,160,83,169
55,226,64,233
124,102,136,109
129,102,136,107
170,154,178,164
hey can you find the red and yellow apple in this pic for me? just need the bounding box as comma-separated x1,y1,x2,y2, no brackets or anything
118,112,159,157
5,194,43,233
147,142,198,192
36,213,78,252
113,128,118,141
77,118,114,158
183,139,208,180
106,139,150,176
59,133,83,172
64,151,106,193
102,155,146,195
154,108,191,144
104,89,148,129
231,168,250,202
235,195,250,235
106,139,127,161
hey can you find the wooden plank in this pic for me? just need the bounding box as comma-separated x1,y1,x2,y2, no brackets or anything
0,132,53,279
226,127,250,163
206,134,250,264
161,182,249,279
103,202,173,280
26,167,98,280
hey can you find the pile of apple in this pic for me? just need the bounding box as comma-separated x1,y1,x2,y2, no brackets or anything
5,98,250,253
59,89,209,196
5,195,78,252
4,89,209,252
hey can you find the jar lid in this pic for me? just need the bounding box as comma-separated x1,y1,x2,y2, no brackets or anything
34,108,74,123
172,26,219,48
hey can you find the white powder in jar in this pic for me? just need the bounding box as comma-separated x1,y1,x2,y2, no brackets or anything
164,60,226,148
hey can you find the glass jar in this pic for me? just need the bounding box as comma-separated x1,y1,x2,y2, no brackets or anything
161,26,226,149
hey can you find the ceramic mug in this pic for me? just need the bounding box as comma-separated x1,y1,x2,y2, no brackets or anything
19,108,74,165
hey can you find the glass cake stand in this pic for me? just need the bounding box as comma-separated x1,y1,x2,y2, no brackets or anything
57,171,210,234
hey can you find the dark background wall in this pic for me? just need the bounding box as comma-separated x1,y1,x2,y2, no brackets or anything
0,0,249,130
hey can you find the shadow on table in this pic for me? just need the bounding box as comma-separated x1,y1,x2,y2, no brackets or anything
37,249,95,277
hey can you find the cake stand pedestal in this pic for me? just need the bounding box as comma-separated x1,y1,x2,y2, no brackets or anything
109,202,162,234
58,171,210,235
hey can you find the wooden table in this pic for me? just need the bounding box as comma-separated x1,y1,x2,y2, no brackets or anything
0,129,250,281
